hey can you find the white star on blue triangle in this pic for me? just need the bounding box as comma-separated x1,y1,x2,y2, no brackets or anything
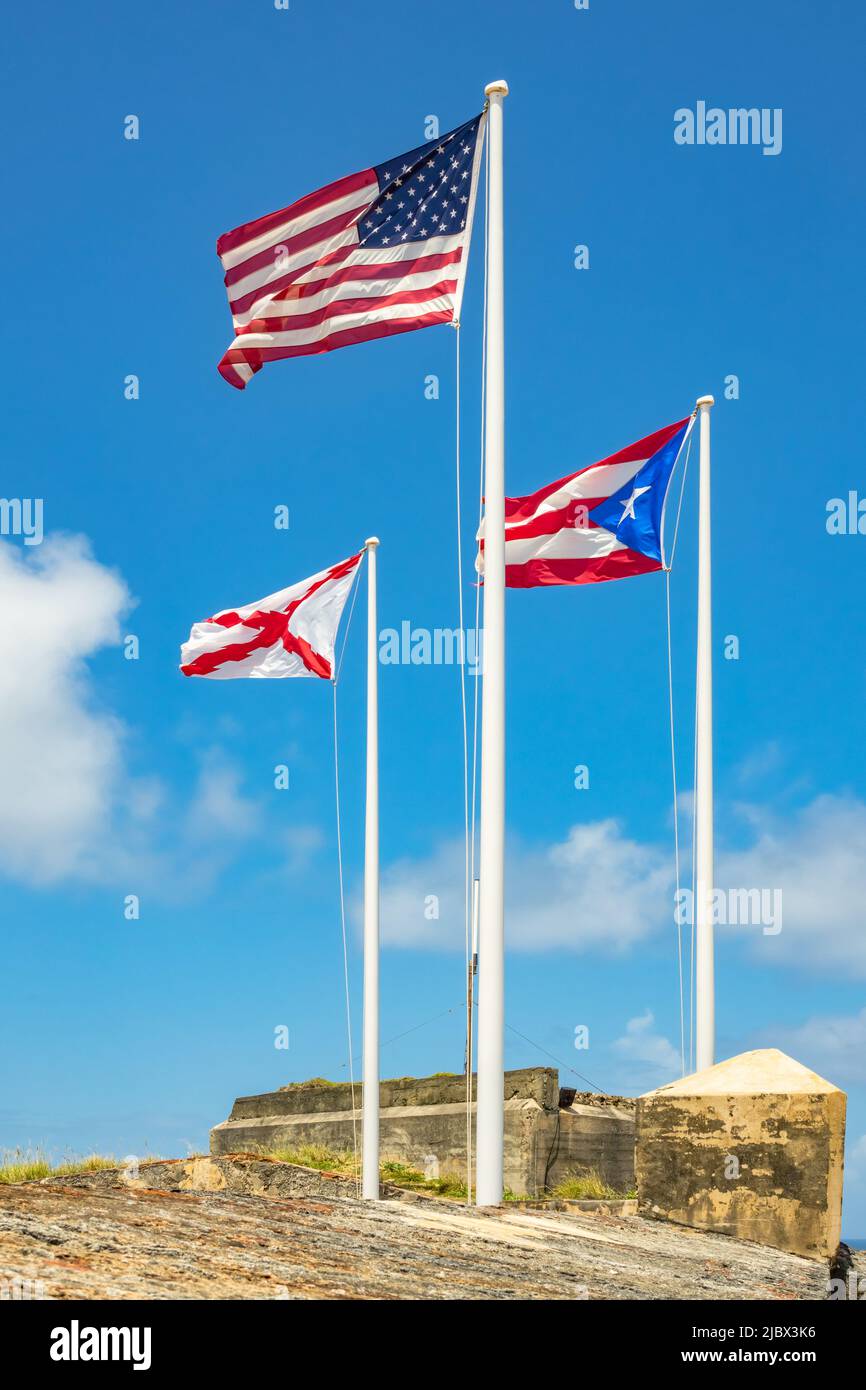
588,421,689,563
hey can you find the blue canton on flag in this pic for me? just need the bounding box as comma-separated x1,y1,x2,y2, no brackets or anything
362,116,483,248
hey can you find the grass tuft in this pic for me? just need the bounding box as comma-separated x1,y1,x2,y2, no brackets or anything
280,1077,340,1090
0,1148,117,1185
549,1167,625,1200
266,1144,358,1174
380,1160,469,1200
261,1144,473,1199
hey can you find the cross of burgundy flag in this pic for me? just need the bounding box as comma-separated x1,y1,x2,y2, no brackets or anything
180,553,362,680
477,417,693,588
216,114,486,389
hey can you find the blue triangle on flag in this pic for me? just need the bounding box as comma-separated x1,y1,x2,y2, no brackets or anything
587,421,689,563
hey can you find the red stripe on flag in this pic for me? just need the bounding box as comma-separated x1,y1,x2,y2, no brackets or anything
216,170,375,258
227,244,462,317
504,499,609,542
232,281,458,337
285,247,463,298
504,419,691,522
218,359,257,389
223,206,365,289
227,246,354,316
505,550,662,588
219,310,453,382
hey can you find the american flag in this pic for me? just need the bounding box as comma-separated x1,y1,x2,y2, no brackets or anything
217,114,486,389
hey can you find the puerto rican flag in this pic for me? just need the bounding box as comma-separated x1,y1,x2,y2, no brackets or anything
478,417,694,588
217,113,485,389
180,552,362,680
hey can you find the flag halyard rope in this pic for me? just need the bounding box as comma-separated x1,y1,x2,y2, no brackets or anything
666,418,695,574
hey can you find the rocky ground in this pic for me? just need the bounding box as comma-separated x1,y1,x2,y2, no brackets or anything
0,1156,853,1300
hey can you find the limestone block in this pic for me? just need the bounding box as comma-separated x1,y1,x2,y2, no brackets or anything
636,1048,845,1259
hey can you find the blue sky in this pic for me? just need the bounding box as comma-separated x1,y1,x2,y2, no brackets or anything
2,0,866,1236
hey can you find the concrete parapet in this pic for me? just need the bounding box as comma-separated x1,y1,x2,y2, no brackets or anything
211,1068,636,1198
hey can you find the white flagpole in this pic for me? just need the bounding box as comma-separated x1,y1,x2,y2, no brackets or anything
694,398,715,1072
476,78,508,1207
362,536,380,1198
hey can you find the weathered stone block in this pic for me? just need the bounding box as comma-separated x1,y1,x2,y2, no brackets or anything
636,1048,845,1260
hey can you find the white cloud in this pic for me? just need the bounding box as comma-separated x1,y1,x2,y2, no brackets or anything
0,536,131,883
185,752,262,840
759,1008,866,1087
249,826,328,904
379,819,670,952
718,795,866,976
376,789,866,982
281,824,326,873
733,741,783,787
611,1010,681,1090
0,535,306,895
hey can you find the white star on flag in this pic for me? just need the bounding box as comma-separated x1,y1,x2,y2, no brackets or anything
619,485,652,522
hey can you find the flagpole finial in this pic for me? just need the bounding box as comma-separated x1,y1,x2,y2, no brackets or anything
696,395,715,409
364,536,380,549
484,79,509,97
